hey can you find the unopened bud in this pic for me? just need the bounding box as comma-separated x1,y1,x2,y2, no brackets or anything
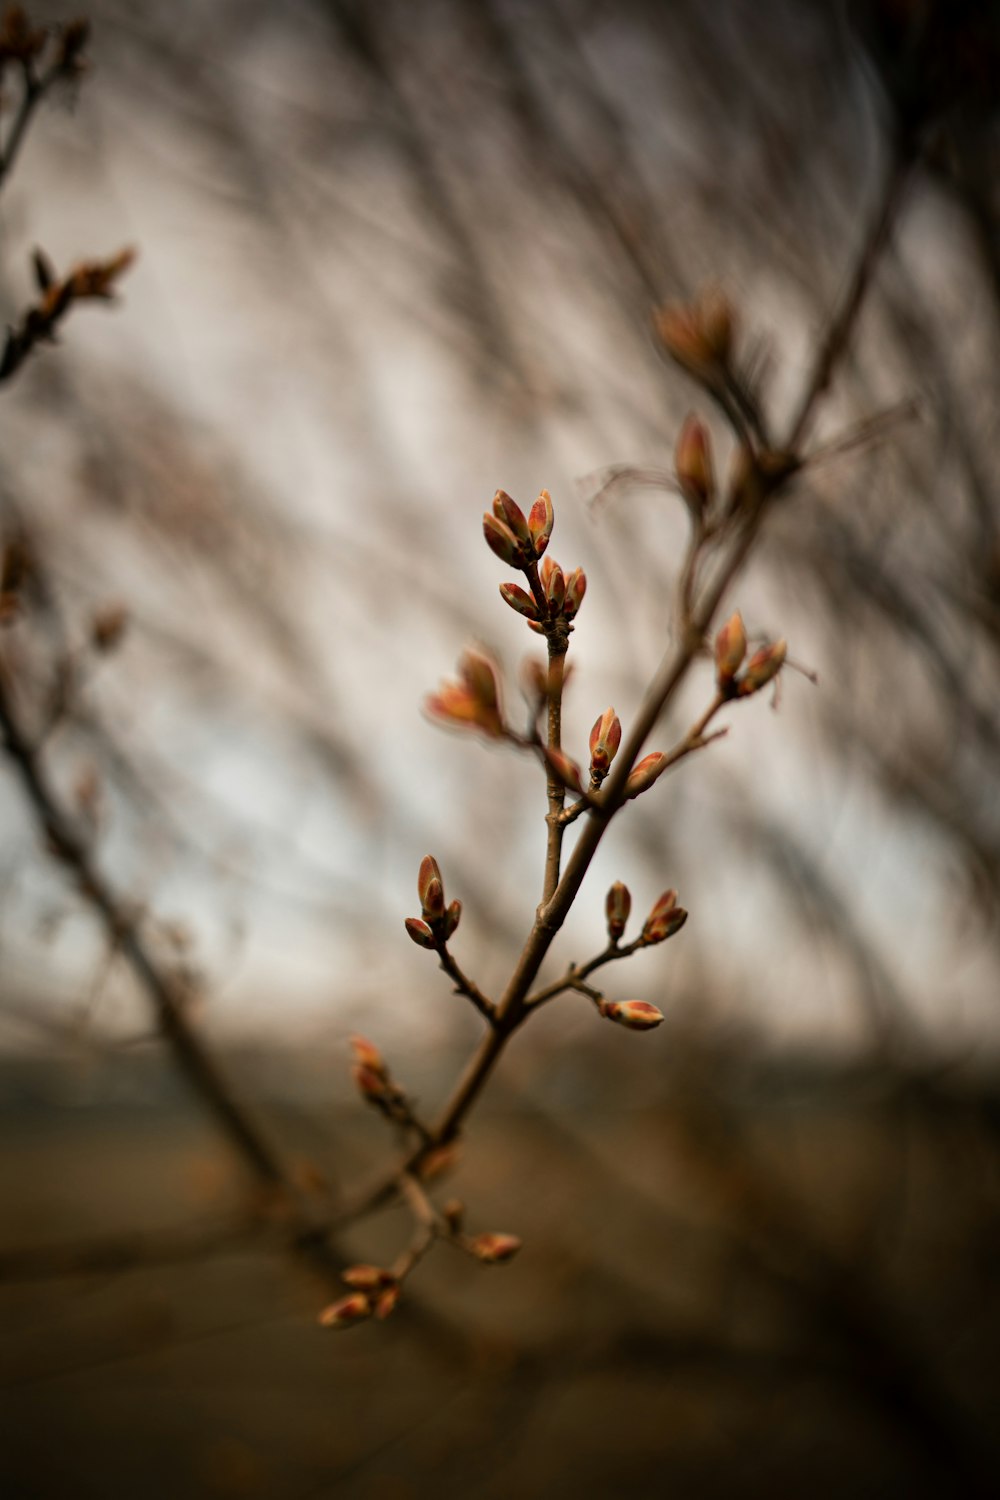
739,639,787,695
642,890,688,944
444,899,462,939
546,747,583,794
606,881,631,942
350,1035,387,1078
528,490,554,557
483,512,520,565
715,611,748,686
589,707,622,779
405,916,437,949
675,414,714,512
427,648,505,737
492,490,531,549
319,1292,372,1330
421,877,445,923
374,1284,400,1320
418,855,443,910
352,1062,388,1103
499,582,540,620
342,1264,395,1291
599,998,664,1031
563,568,587,618
539,555,565,611
625,752,668,799
468,1231,522,1264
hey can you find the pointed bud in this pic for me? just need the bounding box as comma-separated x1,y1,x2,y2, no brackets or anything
599,998,664,1031
319,1293,372,1330
642,890,688,944
352,1062,389,1103
418,855,443,909
405,916,437,949
654,288,735,376
342,1264,396,1291
499,582,540,620
421,877,445,923
589,707,622,779
538,555,564,611
492,490,531,549
625,752,668,799
563,568,587,618
483,512,520,565
468,1231,522,1264
459,647,504,731
350,1035,388,1078
675,414,714,513
374,1284,401,1320
739,639,787,695
545,747,583,794
528,490,554,557
444,899,462,939
715,611,748,686
606,881,631,942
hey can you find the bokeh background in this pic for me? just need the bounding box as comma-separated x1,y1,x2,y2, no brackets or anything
1,1,999,1496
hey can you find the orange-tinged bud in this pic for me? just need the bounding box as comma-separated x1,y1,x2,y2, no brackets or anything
319,1292,372,1330
405,916,437,949
499,582,540,620
428,648,505,737
715,611,748,686
459,647,503,721
675,413,714,512
642,889,688,943
739,639,787,695
563,567,587,618
374,1284,400,1320
342,1264,395,1291
352,1062,388,1102
546,748,583,793
350,1035,387,1078
625,752,668,799
421,877,445,922
600,998,664,1031
418,855,442,909
493,489,531,548
589,707,622,779
468,1231,522,1264
528,490,554,557
606,881,631,941
444,899,462,939
483,512,520,565
539,555,565,611
654,287,734,375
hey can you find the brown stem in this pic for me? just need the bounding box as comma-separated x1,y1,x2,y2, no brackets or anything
436,943,496,1023
542,640,568,903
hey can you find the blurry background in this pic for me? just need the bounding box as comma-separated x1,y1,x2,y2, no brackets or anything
1,1,999,1496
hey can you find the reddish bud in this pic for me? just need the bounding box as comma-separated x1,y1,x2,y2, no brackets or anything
468,1231,523,1264
427,648,505,738
350,1035,387,1078
563,568,587,618
483,512,520,565
606,881,632,942
444,899,462,939
342,1264,396,1291
422,877,445,922
739,639,787,695
374,1284,401,1320
545,747,583,794
540,556,565,611
675,413,714,512
492,489,532,549
589,707,622,779
625,752,668,799
418,855,443,909
319,1293,372,1330
715,611,748,686
459,647,503,726
654,287,734,374
528,490,554,556
499,582,540,620
352,1063,389,1103
405,916,437,949
599,998,664,1031
642,890,688,944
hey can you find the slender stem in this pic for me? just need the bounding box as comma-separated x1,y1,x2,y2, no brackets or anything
541,639,568,902
0,62,42,190
436,943,495,1023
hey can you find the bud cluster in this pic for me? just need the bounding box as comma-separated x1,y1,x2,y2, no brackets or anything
483,488,553,568
349,1034,406,1115
714,611,787,698
405,855,462,950
641,889,688,945
425,646,505,737
483,487,587,636
319,1265,400,1330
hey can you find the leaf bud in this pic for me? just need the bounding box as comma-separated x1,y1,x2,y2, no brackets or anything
319,1293,372,1330
605,881,631,942
444,899,462,939
468,1231,522,1264
642,890,688,944
625,751,668,799
589,707,622,780
528,490,554,557
492,489,532,549
483,512,520,565
417,855,443,910
405,916,437,949
540,556,565,611
499,582,540,620
739,639,787,695
675,413,714,513
715,611,748,687
342,1264,396,1291
599,998,664,1031
563,567,587,618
